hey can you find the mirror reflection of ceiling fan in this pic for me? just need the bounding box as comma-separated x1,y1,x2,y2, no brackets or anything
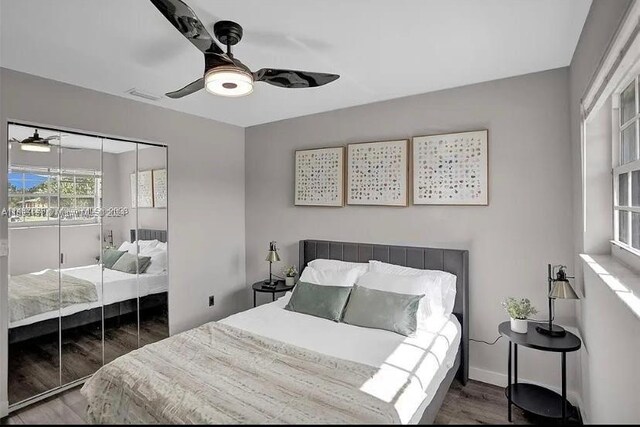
9,130,80,152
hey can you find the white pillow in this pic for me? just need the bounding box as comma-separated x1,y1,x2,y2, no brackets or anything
356,271,444,325
143,247,167,274
298,266,361,287
307,259,368,277
137,239,159,251
118,240,159,255
155,241,167,251
368,260,457,316
118,241,135,253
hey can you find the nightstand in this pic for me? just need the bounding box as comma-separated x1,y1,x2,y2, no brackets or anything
252,280,294,307
499,321,581,424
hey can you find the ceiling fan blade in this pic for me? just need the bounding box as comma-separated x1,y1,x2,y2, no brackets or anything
44,136,61,141
253,69,339,88
149,0,224,55
165,77,205,98
9,138,20,143
49,142,82,150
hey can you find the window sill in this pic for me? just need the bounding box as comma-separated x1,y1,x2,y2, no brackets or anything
610,240,640,272
580,254,640,321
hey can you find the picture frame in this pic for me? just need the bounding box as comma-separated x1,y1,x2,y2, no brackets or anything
412,129,489,205
294,146,345,207
152,169,167,208
130,170,153,208
346,139,409,206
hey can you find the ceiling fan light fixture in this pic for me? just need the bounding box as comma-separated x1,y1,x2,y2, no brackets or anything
20,142,51,153
204,67,253,97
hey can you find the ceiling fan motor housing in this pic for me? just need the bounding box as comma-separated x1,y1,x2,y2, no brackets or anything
213,21,243,46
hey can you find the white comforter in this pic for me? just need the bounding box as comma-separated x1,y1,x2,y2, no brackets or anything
10,264,168,328
221,293,461,424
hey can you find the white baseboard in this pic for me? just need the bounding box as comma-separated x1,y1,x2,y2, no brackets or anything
469,366,587,423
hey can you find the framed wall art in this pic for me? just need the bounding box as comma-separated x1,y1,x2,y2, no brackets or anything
153,169,167,208
412,130,488,205
130,170,154,208
347,139,409,206
294,147,345,206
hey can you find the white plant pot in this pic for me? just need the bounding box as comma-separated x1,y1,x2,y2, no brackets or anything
510,318,528,334
285,276,295,287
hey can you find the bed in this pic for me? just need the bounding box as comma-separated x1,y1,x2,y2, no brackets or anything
8,229,168,344
81,239,469,424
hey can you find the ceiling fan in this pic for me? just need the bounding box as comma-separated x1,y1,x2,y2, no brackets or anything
150,0,340,98
9,130,74,153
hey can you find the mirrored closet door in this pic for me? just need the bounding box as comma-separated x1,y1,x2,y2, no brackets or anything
8,126,64,403
6,123,169,406
136,144,169,347
59,134,103,386
102,138,140,364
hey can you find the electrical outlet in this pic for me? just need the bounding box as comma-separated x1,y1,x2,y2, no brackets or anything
208,295,215,307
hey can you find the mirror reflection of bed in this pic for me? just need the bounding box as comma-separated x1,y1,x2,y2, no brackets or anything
7,123,169,405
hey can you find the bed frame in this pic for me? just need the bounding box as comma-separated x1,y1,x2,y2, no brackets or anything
9,229,167,344
299,239,469,424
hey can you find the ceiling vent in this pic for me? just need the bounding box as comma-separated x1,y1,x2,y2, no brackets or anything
126,88,162,101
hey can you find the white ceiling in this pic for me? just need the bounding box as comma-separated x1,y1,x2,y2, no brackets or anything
1,0,591,127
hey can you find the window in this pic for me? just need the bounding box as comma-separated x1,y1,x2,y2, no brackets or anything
614,78,640,251
8,166,102,226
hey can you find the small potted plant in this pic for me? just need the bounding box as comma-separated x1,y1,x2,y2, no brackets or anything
502,297,537,334
283,265,298,287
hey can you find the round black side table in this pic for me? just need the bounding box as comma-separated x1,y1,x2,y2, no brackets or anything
252,280,294,307
499,321,581,424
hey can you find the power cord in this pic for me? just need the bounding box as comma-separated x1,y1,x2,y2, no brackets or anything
470,317,553,345
470,336,502,345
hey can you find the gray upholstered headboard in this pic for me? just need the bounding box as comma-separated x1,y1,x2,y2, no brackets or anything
130,228,167,243
299,239,469,384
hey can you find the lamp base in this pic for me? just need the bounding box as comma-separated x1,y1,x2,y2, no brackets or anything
535,324,566,337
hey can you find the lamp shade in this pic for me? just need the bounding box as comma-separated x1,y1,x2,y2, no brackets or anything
550,279,579,299
265,250,280,263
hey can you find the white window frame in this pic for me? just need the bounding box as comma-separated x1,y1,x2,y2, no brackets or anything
578,0,640,271
8,166,102,228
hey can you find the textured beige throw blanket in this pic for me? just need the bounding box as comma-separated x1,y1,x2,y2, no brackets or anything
82,322,400,424
9,269,98,322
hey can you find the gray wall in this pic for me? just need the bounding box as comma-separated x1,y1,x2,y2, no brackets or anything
0,67,246,412
245,68,576,389
568,0,638,422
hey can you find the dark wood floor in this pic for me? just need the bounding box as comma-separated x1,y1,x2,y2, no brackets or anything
8,310,168,404
3,379,537,425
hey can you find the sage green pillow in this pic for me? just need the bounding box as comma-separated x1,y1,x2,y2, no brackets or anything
102,249,126,269
342,285,423,336
284,281,352,322
111,252,152,274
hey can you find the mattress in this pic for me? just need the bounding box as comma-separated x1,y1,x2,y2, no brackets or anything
9,264,168,328
221,292,461,424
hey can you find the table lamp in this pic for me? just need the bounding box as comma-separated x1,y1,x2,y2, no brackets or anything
536,264,579,337
264,241,281,287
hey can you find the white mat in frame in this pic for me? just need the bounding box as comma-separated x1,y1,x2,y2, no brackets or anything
347,139,409,206
295,147,345,207
412,130,488,206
